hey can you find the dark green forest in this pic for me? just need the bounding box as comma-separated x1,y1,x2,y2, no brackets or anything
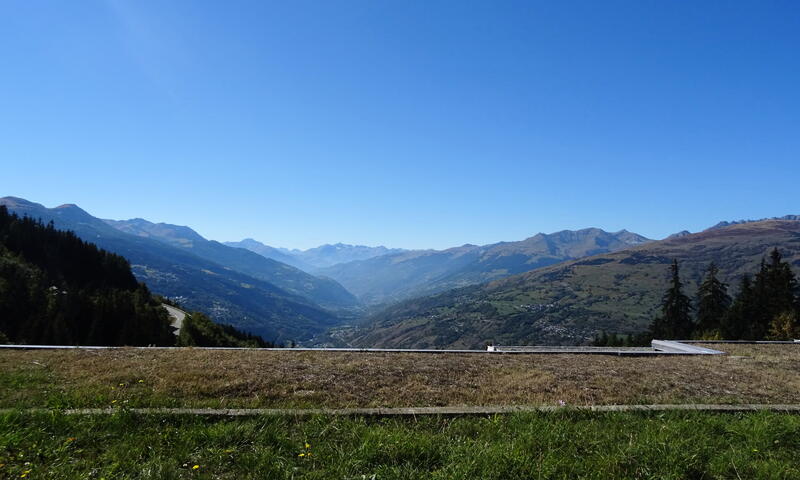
0,206,268,347
0,205,174,345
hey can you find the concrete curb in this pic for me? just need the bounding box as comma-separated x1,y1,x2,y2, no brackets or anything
3,404,800,417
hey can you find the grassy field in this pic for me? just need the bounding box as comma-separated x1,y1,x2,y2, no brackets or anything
2,345,800,478
1,344,798,409
1,410,799,479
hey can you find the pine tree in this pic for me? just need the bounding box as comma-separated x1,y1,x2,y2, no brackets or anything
722,275,757,339
650,259,693,339
694,262,731,336
751,259,771,339
752,248,798,339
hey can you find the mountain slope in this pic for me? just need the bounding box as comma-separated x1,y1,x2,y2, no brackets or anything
106,219,358,310
349,220,800,349
318,228,651,305
0,197,341,342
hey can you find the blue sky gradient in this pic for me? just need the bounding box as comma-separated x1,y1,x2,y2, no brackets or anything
1,1,798,249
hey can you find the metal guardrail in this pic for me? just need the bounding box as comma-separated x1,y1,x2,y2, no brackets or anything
0,340,731,356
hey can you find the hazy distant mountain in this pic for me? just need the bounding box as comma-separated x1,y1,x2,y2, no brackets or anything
290,243,407,269
106,218,358,310
224,238,311,270
349,219,800,349
318,228,651,306
228,239,406,270
0,197,344,342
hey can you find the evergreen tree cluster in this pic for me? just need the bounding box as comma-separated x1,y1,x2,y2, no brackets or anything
0,205,176,345
650,249,799,340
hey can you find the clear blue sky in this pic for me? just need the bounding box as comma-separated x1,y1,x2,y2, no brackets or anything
1,1,798,249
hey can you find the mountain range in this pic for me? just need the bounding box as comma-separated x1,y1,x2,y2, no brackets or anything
222,238,312,270
7,195,797,351
315,229,651,305
344,219,800,349
105,218,357,310
225,239,405,270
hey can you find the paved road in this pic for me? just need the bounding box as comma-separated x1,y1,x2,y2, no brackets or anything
162,304,188,334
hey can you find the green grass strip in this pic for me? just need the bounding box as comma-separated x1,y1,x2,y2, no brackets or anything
1,410,799,479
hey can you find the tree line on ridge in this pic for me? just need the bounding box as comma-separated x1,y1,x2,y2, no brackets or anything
595,248,799,346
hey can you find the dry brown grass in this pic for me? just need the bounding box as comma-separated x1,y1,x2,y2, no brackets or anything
1,344,798,408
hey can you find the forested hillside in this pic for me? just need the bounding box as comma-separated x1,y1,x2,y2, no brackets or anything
0,197,344,343
0,205,174,346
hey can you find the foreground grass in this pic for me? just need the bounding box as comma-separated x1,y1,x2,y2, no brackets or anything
1,411,799,479
1,344,799,409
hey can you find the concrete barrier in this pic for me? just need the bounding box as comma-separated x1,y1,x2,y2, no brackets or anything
651,340,725,355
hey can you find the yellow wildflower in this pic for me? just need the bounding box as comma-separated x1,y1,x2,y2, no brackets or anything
192,465,200,470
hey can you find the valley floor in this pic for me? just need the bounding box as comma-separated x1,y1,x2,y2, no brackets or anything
1,344,798,409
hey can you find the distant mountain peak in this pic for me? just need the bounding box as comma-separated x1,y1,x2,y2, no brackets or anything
0,196,46,209
708,215,800,230
105,218,206,244
667,230,692,239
